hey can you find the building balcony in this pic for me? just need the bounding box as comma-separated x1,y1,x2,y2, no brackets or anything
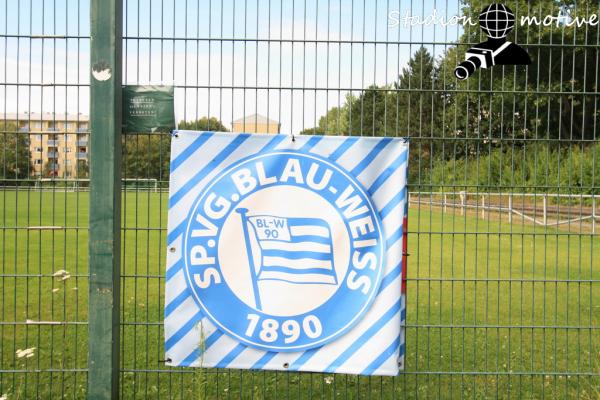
77,152,88,160
47,140,59,146
47,151,59,159
76,140,88,146
77,128,89,133
19,127,30,132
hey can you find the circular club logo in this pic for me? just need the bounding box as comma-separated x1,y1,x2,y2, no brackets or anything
183,151,385,352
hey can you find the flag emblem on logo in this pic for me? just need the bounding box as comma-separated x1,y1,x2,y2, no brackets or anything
238,209,338,310
239,209,337,286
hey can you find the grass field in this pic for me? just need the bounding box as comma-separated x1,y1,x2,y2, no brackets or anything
0,189,599,399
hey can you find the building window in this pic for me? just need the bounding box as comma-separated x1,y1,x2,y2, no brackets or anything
64,147,72,153
34,159,42,165
34,147,42,153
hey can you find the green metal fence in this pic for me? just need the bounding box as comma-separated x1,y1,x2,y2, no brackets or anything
1,0,599,398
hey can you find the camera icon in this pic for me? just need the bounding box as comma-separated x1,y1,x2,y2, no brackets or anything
454,3,529,80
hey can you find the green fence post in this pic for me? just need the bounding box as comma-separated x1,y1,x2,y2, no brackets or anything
88,0,122,398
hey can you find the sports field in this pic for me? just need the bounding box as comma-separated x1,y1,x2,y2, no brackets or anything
0,189,598,399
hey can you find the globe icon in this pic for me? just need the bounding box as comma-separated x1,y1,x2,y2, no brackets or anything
479,3,515,39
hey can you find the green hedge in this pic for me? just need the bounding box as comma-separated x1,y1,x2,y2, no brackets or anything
424,142,600,194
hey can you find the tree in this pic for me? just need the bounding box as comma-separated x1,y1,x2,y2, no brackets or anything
122,117,228,180
396,46,443,134
76,159,89,179
178,117,229,132
299,102,352,135
42,161,58,178
292,1,600,187
0,122,31,181
394,46,446,182
429,0,600,190
122,135,171,181
440,0,600,142
347,85,399,137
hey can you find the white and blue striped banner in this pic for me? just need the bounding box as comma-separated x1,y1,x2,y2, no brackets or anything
165,131,408,375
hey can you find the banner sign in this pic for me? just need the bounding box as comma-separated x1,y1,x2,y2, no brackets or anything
122,85,175,133
165,131,409,375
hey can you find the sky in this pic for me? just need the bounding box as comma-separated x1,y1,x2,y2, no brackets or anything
0,0,465,134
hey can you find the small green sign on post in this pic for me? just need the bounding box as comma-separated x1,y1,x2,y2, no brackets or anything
122,85,175,133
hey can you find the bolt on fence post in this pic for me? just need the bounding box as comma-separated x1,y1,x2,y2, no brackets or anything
88,0,123,399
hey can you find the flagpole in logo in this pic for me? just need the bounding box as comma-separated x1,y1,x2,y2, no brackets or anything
236,208,263,311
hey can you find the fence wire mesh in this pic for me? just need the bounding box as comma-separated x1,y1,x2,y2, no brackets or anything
1,0,599,398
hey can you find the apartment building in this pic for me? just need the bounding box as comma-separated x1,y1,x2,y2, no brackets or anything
232,114,280,134
2,112,89,178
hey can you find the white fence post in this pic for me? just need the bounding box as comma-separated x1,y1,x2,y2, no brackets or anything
481,194,485,219
592,195,596,235
543,194,548,226
444,194,447,213
411,191,598,231
508,194,513,224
